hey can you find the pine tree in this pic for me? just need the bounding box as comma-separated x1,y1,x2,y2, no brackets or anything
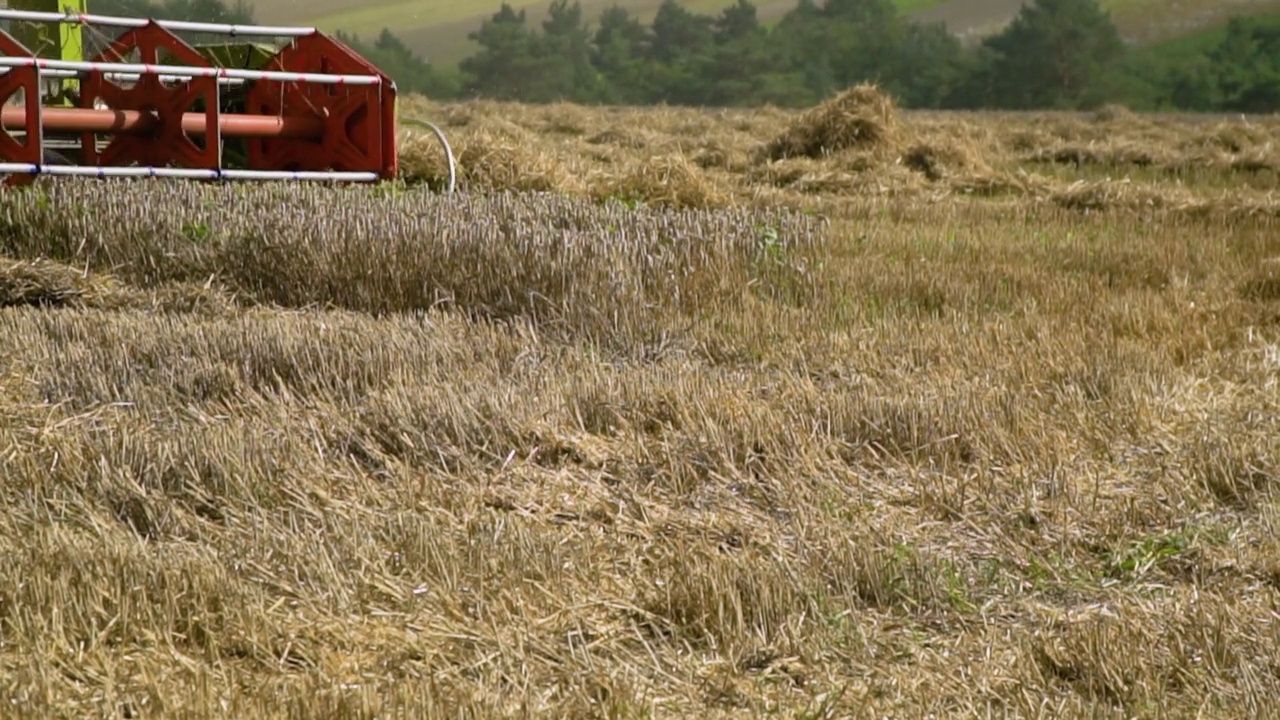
459,4,541,100
888,21,965,108
646,0,714,104
977,0,1126,109
770,0,832,103
700,0,775,105
592,5,654,103
1208,16,1280,113
533,0,605,102
819,0,904,89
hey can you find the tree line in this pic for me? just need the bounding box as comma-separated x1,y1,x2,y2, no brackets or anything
87,0,1280,112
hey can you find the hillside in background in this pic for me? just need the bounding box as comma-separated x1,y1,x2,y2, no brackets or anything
247,0,1280,68
919,0,1280,43
251,0,808,68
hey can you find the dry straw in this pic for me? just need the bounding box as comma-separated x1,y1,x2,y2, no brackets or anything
900,142,982,181
394,88,1280,213
0,178,827,347
400,123,578,194
593,153,730,209
1,257,105,308
761,83,901,161
2,112,1280,715
0,256,236,313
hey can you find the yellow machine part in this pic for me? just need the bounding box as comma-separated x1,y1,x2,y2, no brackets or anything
8,0,85,101
8,0,84,61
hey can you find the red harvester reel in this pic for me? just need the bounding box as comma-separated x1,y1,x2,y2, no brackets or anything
0,8,450,186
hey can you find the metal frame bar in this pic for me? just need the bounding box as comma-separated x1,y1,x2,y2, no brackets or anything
1,106,323,138
0,162,378,180
0,8,316,37
13,67,248,85
0,56,380,85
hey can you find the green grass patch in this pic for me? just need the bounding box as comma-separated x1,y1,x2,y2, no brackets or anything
895,0,949,14
1131,9,1280,61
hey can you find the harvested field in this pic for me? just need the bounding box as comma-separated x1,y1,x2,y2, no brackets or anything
2,89,1279,718
396,91,1280,210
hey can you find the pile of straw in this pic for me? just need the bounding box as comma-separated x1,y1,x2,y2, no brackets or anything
761,83,900,161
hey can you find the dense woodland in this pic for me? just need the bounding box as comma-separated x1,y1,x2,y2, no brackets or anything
93,0,1280,112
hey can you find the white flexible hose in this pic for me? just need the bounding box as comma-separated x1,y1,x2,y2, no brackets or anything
399,117,457,194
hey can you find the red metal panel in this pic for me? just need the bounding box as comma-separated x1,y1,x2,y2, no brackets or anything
245,32,397,179
0,30,42,186
80,21,221,170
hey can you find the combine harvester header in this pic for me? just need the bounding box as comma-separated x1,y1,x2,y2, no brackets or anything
0,0,453,186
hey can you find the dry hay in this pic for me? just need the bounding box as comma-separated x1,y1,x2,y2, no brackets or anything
690,140,753,173
1239,264,1280,303
5,115,1280,717
750,87,1006,199
396,97,587,194
747,158,856,195
948,169,1055,198
0,179,823,335
1022,113,1279,173
409,97,519,128
1027,139,1180,168
1048,178,1184,210
390,94,1280,212
1014,109,1181,169
761,83,900,161
746,157,820,189
585,127,651,150
1004,126,1057,154
0,257,108,308
1038,114,1107,143
1038,178,1280,218
745,155,925,197
1188,120,1275,154
0,256,237,313
747,137,985,198
900,139,991,181
1092,103,1138,123
400,124,578,194
1162,120,1280,174
526,100,597,136
399,114,737,206
594,153,731,209
451,132,575,193
1230,145,1280,174
582,125,699,163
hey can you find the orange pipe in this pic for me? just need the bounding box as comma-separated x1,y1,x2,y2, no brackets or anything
0,106,324,139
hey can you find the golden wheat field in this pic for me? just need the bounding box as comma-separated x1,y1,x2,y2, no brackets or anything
1,87,1279,719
